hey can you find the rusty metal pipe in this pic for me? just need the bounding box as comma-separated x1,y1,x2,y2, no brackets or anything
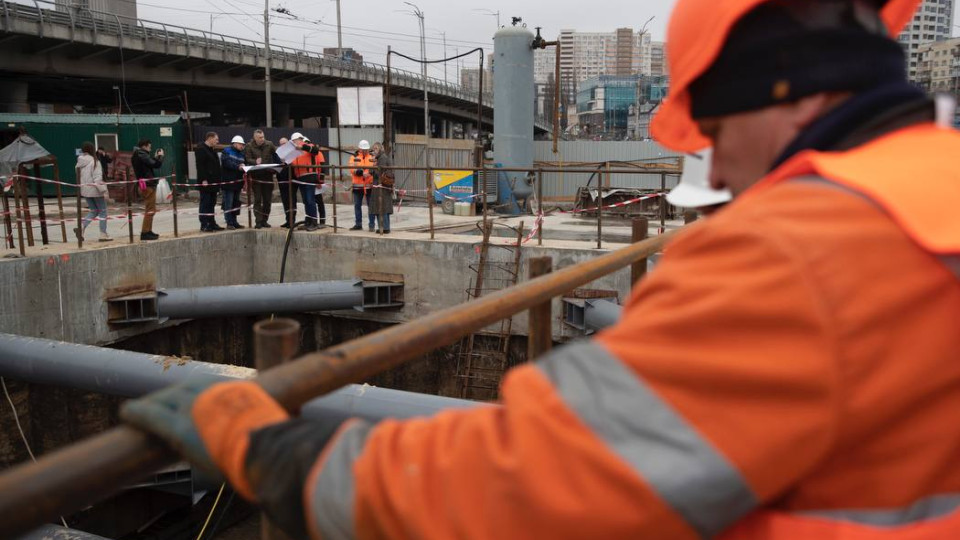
0,230,676,538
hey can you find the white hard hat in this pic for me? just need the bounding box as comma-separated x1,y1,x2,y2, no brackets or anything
231,135,245,144
666,149,732,209
358,140,371,150
291,132,305,140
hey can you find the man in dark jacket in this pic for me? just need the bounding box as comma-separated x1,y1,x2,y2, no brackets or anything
243,129,277,228
131,138,164,241
96,147,113,181
195,131,224,232
220,135,247,230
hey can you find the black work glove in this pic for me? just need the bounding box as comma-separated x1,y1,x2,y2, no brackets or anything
354,169,363,176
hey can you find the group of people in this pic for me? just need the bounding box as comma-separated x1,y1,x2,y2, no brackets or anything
196,131,394,234
76,130,397,242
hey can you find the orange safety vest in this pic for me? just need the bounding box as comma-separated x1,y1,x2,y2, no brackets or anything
348,153,374,189
291,147,325,181
302,124,960,540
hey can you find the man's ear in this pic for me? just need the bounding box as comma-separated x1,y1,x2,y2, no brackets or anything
792,92,850,131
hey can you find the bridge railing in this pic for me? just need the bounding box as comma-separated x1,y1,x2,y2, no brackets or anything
0,0,508,111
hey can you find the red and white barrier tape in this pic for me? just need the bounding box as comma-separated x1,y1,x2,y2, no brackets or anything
558,192,666,214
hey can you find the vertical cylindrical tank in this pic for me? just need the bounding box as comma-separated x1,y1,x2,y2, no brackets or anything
493,26,535,200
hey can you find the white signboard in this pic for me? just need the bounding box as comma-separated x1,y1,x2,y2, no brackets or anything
337,86,384,126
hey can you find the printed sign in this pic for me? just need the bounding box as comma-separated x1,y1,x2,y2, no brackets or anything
159,127,173,137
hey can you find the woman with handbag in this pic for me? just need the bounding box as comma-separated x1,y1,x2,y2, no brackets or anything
370,142,394,234
75,141,113,242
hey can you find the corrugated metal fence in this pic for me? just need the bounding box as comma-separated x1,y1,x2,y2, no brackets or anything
535,141,683,200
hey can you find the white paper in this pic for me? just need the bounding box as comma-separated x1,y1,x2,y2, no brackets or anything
276,141,304,164
241,164,283,173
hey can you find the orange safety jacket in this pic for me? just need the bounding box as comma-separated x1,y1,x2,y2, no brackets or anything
348,153,374,190
301,123,960,539
291,147,325,182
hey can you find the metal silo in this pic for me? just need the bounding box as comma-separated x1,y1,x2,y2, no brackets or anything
493,25,535,214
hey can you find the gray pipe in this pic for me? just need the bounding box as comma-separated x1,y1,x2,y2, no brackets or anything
585,298,623,332
157,280,363,320
0,333,481,422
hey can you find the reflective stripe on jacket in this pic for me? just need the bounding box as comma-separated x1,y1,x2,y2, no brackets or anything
348,153,374,188
302,124,960,539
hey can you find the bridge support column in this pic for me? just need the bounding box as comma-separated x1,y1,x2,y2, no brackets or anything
0,82,29,113
276,102,291,128
210,105,225,125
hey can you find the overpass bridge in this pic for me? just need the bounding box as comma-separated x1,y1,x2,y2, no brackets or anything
0,0,552,134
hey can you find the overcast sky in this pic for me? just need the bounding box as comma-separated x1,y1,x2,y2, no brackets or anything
94,0,678,81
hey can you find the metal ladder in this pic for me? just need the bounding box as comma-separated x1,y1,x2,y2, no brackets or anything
455,219,525,401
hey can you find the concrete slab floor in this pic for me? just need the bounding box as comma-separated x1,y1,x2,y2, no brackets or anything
1,196,684,260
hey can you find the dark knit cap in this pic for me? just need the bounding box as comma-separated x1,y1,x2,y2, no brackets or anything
689,0,907,119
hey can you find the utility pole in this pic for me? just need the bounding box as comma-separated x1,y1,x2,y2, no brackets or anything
404,2,429,200
336,0,343,60
440,32,448,84
264,0,272,126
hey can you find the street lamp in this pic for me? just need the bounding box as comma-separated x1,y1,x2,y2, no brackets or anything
436,31,448,84
473,8,500,30
402,2,430,186
209,13,226,34
303,29,323,50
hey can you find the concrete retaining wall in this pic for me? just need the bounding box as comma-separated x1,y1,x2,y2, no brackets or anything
0,230,634,345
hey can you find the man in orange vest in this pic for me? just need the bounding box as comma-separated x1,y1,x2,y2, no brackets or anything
288,133,326,231
348,140,375,231
123,0,960,538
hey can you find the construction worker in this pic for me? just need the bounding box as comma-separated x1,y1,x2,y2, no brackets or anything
349,140,375,231
122,0,960,538
289,132,326,231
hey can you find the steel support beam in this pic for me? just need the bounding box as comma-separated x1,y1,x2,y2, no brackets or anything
106,280,403,323
562,297,623,334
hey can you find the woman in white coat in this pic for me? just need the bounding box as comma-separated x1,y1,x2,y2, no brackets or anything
75,141,112,242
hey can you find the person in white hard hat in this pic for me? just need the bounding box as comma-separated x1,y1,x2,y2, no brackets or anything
348,140,375,231
220,135,247,229
666,149,732,216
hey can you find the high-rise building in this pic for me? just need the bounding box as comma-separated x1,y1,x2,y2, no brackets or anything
554,28,653,105
914,37,960,92
649,42,666,78
897,0,955,81
56,0,137,20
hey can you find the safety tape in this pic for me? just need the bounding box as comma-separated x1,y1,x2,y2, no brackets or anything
558,192,666,214
5,173,179,188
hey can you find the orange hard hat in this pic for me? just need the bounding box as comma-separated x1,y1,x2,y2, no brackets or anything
651,0,922,152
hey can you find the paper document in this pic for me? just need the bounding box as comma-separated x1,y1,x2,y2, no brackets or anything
241,164,283,173
276,141,304,164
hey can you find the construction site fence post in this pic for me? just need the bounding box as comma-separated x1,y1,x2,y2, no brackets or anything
527,256,553,360
254,318,300,540
74,168,83,249
428,167,435,240
13,176,25,255
125,167,134,244
53,162,67,243
631,217,649,286
33,164,49,246
18,173,34,247
172,166,179,238
2,183,14,249
596,169,603,250
331,166,338,233
537,168,544,246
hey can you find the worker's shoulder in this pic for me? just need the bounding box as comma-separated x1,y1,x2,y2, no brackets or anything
674,176,931,281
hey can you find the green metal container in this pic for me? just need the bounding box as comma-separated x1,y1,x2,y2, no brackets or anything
0,114,185,196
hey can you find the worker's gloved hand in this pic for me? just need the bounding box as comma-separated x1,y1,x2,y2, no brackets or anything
121,375,222,476
354,169,364,176
121,378,290,501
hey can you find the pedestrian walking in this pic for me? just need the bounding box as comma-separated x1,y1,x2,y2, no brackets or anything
220,136,246,230
348,140,375,231
131,138,164,241
370,142,393,234
195,131,224,232
74,142,112,242
243,129,277,228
